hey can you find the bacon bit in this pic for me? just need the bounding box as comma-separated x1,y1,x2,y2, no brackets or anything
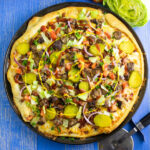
64,85,74,90
40,109,45,117
50,30,57,40
91,62,97,69
16,68,22,74
34,69,38,72
122,81,128,89
108,102,117,112
26,115,33,121
56,27,61,35
73,98,86,106
24,95,31,101
65,63,72,71
103,70,108,77
109,72,115,80
104,32,111,39
48,22,54,26
41,25,47,32
96,28,101,35
78,57,85,62
83,40,89,46
78,63,82,69
84,63,91,68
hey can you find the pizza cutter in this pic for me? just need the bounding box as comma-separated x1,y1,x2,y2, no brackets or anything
98,112,150,150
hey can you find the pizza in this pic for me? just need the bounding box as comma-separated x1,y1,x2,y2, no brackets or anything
7,7,144,138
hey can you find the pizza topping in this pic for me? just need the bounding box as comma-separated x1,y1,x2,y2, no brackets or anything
64,104,79,118
129,71,142,88
46,108,56,120
23,73,37,84
16,43,30,55
119,40,135,54
94,114,112,127
112,31,122,40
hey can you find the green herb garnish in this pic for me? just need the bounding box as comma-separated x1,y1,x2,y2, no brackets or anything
22,60,28,66
65,98,73,103
33,40,38,46
99,62,104,67
51,126,55,130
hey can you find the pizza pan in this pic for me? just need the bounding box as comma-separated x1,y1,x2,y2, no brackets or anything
3,2,148,145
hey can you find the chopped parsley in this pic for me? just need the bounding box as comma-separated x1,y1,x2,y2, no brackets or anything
75,32,82,40
110,114,113,119
22,60,28,66
99,62,104,67
48,90,54,94
95,77,99,82
73,54,77,61
50,47,53,51
65,98,73,103
33,40,38,46
57,127,61,133
38,29,41,33
51,126,55,130
108,48,113,53
105,84,113,97
96,85,100,89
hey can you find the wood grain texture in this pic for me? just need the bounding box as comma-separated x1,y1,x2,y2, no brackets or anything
0,0,150,150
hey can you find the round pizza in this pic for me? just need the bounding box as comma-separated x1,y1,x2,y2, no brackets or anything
7,7,144,138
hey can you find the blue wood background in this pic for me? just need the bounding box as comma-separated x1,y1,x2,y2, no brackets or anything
0,0,150,150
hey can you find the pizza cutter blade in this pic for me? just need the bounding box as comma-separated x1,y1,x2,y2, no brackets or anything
98,112,150,150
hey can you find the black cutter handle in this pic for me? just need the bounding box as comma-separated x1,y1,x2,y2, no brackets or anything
139,112,150,128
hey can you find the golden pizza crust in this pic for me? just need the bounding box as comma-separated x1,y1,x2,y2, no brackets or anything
7,7,144,138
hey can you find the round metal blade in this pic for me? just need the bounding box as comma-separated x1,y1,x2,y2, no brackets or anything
98,129,134,150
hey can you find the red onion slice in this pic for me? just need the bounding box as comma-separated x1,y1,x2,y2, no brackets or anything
20,86,26,97
14,57,25,69
83,103,94,125
83,46,93,57
45,51,49,57
87,111,103,120
93,73,100,82
67,21,72,31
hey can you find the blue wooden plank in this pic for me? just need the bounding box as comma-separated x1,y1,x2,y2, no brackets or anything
0,0,150,150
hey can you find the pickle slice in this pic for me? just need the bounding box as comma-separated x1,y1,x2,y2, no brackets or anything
89,44,105,56
119,41,135,54
79,81,89,91
23,73,36,84
46,108,56,120
68,68,81,83
64,105,78,118
129,71,142,88
16,43,30,55
94,114,112,127
50,51,61,65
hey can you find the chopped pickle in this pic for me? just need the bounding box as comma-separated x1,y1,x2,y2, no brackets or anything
23,73,36,84
129,71,142,88
119,40,135,54
49,51,61,65
64,105,78,118
89,44,105,56
68,68,81,83
94,114,112,127
46,108,56,120
79,81,89,91
16,43,30,55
